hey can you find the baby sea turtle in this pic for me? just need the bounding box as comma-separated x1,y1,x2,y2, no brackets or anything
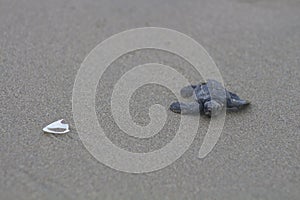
170,79,250,117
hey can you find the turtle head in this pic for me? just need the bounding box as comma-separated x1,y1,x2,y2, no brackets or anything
203,100,224,117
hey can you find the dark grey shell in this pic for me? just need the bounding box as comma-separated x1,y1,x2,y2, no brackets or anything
194,79,228,105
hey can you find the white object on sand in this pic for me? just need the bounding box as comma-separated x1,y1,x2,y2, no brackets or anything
43,119,70,134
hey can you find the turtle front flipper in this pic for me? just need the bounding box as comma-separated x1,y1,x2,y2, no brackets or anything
227,92,250,109
233,99,251,109
170,102,202,114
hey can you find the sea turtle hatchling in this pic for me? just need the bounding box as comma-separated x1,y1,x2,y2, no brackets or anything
170,79,250,117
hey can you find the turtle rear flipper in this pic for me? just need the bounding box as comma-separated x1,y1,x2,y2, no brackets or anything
180,85,197,98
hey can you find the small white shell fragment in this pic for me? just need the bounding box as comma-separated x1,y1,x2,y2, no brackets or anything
43,119,70,134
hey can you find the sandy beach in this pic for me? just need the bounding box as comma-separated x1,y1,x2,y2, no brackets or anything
1,0,300,199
